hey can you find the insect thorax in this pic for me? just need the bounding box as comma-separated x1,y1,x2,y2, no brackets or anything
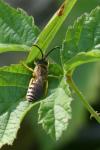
33,59,48,79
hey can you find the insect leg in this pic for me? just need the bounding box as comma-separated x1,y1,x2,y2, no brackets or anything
44,80,48,97
28,78,34,86
21,61,34,72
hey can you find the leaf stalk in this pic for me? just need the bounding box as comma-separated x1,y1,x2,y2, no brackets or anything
67,72,100,123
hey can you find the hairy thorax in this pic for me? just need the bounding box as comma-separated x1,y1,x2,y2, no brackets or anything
33,64,48,80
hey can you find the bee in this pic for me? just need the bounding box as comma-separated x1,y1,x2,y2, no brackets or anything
23,45,60,102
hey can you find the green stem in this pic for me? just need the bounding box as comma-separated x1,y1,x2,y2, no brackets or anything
67,74,100,123
26,0,77,63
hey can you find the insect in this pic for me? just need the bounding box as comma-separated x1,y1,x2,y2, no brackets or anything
23,45,60,102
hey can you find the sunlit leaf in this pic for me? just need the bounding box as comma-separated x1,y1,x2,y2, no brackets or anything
62,7,100,72
0,0,39,53
38,77,72,140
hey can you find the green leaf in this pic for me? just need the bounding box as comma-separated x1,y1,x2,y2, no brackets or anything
0,44,30,53
0,63,72,146
0,101,30,148
64,49,100,71
0,0,76,146
38,76,72,140
48,63,63,76
0,64,33,148
62,7,100,72
0,0,39,53
27,0,77,63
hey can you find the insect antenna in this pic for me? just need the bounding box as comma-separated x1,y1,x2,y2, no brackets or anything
44,46,60,58
32,44,44,59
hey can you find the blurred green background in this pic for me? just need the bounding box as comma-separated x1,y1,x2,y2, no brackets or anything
1,0,100,150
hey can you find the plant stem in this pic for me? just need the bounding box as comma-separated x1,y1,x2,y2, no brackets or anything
67,74,100,123
26,0,77,63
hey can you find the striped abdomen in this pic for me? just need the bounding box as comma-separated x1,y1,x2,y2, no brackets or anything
26,78,44,102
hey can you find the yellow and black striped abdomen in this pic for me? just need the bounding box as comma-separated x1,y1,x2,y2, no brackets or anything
26,77,45,102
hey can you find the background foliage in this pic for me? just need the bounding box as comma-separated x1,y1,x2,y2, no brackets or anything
0,0,100,150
